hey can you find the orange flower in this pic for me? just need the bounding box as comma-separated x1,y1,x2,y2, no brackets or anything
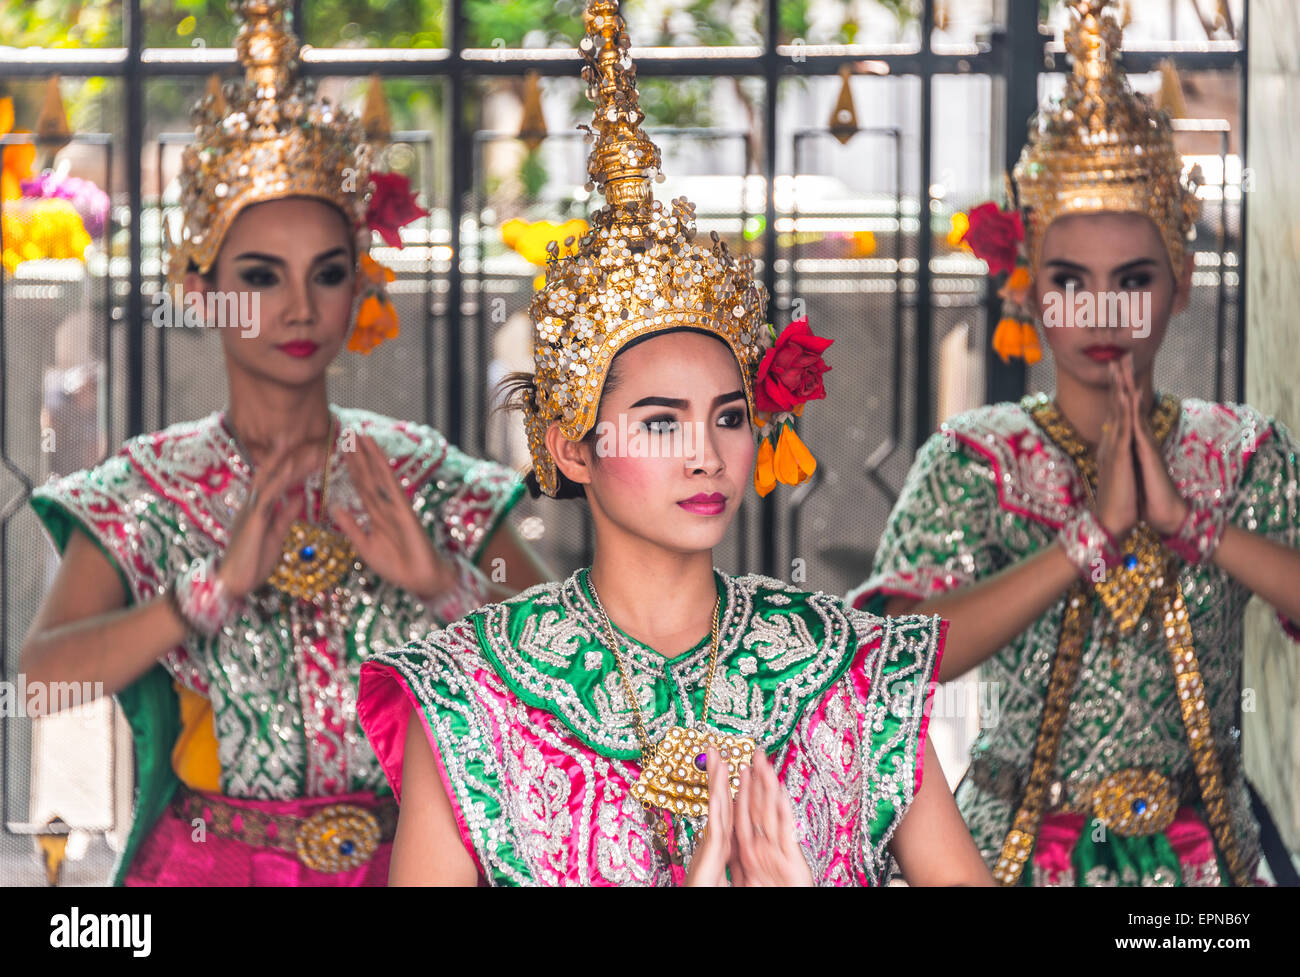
998,264,1032,305
349,292,399,354
1020,321,1043,365
992,316,1043,364
753,435,776,497
992,316,1024,363
773,423,816,487
350,252,400,353
359,251,395,289
1,94,35,202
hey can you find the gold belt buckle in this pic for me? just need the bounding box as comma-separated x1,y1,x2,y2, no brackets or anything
295,804,381,873
1089,769,1178,837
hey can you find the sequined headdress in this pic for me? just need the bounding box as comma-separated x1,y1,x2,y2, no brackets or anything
521,0,776,498
958,0,1203,363
168,1,426,353
168,1,372,284
1014,0,1201,272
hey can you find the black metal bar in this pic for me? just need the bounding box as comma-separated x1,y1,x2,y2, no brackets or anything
156,138,168,428
1214,127,1229,403
1236,0,1248,403
912,0,935,451
759,0,780,577
424,132,437,431
445,0,466,446
125,0,145,439
983,0,1039,406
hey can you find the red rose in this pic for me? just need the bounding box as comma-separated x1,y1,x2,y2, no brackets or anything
754,318,833,413
366,172,429,248
961,202,1024,277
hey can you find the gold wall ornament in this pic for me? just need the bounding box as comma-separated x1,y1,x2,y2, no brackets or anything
1012,0,1201,275
828,65,858,146
35,76,71,153
362,73,393,147
167,0,373,286
522,0,770,497
518,71,547,151
204,73,228,117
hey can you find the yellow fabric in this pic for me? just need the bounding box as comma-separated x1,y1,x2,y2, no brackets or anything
170,683,221,791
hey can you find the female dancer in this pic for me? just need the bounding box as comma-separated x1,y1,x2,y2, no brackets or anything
355,0,991,887
20,0,547,885
850,0,1300,886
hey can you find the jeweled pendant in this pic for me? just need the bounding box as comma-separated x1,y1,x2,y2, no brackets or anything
631,725,756,816
268,520,355,601
1094,522,1164,633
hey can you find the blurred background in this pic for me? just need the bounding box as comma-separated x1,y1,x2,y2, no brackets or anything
0,0,1260,884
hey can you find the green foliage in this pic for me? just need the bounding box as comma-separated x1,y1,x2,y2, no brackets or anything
0,0,121,47
463,0,581,47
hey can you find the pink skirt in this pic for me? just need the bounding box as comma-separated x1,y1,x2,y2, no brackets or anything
124,789,394,886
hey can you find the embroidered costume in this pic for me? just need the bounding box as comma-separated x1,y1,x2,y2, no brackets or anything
851,396,1300,886
360,569,943,885
28,0,524,885
354,0,942,886
851,0,1300,889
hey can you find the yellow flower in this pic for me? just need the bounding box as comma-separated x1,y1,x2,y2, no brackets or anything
753,435,776,497
501,217,589,266
947,211,970,248
773,423,816,487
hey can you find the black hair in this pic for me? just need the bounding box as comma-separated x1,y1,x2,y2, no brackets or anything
496,326,741,500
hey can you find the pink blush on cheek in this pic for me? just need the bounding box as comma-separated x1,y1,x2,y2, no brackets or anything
597,451,673,486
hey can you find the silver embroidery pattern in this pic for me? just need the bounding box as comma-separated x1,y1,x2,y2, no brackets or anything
363,582,946,886
476,570,860,754
860,399,1300,882
30,407,523,799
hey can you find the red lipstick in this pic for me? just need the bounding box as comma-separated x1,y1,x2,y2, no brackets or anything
678,492,726,515
1082,344,1125,363
277,340,320,358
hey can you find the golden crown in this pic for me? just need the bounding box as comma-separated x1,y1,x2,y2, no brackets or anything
1013,0,1201,273
522,0,770,498
167,0,372,285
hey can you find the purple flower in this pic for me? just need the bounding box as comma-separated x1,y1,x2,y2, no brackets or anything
20,171,110,238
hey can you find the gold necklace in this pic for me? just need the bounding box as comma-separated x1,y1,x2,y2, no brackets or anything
247,411,356,602
588,572,755,863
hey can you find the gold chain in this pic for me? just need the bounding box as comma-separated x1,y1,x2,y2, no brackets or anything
588,571,721,867
588,572,722,760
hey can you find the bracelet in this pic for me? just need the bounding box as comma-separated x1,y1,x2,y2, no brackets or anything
171,554,240,637
420,558,491,625
1058,510,1122,580
1161,503,1226,565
